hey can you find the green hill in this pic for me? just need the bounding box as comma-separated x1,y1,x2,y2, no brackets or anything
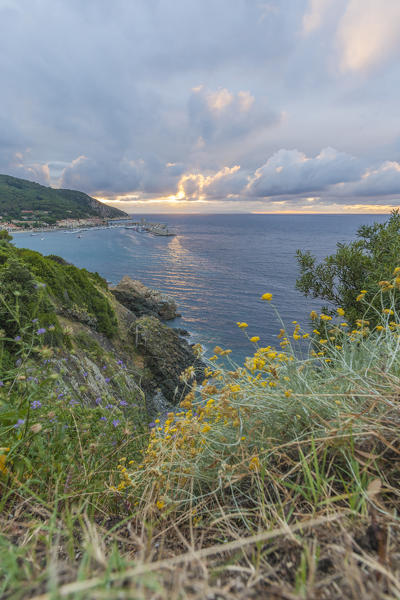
0,174,127,225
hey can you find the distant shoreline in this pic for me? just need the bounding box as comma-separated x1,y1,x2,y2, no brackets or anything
8,219,176,236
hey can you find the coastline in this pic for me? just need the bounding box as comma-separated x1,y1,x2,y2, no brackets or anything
9,218,176,236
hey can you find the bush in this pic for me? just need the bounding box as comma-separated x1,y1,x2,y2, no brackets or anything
296,210,400,325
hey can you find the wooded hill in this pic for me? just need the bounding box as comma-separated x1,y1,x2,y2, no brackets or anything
0,174,127,224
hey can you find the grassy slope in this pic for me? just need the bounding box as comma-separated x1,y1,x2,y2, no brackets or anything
0,174,127,221
1,248,400,598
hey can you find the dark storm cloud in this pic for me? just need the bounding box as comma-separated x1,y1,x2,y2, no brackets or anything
1,0,400,209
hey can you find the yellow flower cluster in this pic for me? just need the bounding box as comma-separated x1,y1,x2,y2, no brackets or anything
115,275,400,507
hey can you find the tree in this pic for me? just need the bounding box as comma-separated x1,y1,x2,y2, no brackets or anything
296,210,400,325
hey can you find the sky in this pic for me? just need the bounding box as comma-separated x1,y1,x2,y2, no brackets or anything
1,0,400,214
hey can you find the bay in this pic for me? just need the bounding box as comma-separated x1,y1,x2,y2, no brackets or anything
13,214,388,363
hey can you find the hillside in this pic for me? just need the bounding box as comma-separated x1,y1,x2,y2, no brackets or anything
0,174,127,225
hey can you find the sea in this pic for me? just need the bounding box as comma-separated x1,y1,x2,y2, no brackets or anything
13,214,388,363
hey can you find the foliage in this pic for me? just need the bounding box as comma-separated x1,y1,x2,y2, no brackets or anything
296,210,400,325
16,247,117,337
1,257,400,597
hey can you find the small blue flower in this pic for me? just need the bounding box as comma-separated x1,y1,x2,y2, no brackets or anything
69,399,79,406
105,377,111,383
14,418,25,429
117,360,123,365
95,397,102,405
14,336,21,342
100,416,107,422
112,419,120,427
83,372,88,378
119,400,128,406
149,422,156,428
32,318,39,323
0,381,3,387
37,328,46,335
105,404,114,410
57,393,64,399
31,400,42,409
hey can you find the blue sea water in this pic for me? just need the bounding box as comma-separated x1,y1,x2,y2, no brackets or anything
13,214,388,362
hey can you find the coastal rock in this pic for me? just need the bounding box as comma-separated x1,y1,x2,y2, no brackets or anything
111,276,179,321
132,315,203,404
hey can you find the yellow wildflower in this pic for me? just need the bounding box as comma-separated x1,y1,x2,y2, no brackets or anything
261,293,273,301
250,336,260,343
237,322,248,329
249,456,261,471
310,310,318,319
337,307,345,316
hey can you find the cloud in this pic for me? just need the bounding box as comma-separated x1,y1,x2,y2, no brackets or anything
176,165,247,201
1,1,400,212
337,0,400,72
188,85,279,145
336,161,400,196
247,147,362,197
302,0,335,35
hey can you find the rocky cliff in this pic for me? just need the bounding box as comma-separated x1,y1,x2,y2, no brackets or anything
110,276,179,320
0,235,203,418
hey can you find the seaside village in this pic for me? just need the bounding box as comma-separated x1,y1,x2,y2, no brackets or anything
0,212,108,231
0,213,175,235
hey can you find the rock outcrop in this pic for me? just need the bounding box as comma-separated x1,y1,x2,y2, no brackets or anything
110,276,179,321
133,315,203,403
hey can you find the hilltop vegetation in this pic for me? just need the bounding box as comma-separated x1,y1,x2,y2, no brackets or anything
1,219,400,599
0,174,127,225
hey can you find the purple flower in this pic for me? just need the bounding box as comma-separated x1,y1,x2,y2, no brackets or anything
32,318,38,323
95,397,102,405
31,400,42,409
102,365,107,370
57,393,64,399
149,422,156,428
117,360,123,365
37,328,46,335
100,416,107,422
105,404,114,410
83,372,88,378
0,381,3,387
14,418,25,429
112,419,120,427
69,399,79,406
14,336,21,342
105,377,111,383
119,400,128,406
